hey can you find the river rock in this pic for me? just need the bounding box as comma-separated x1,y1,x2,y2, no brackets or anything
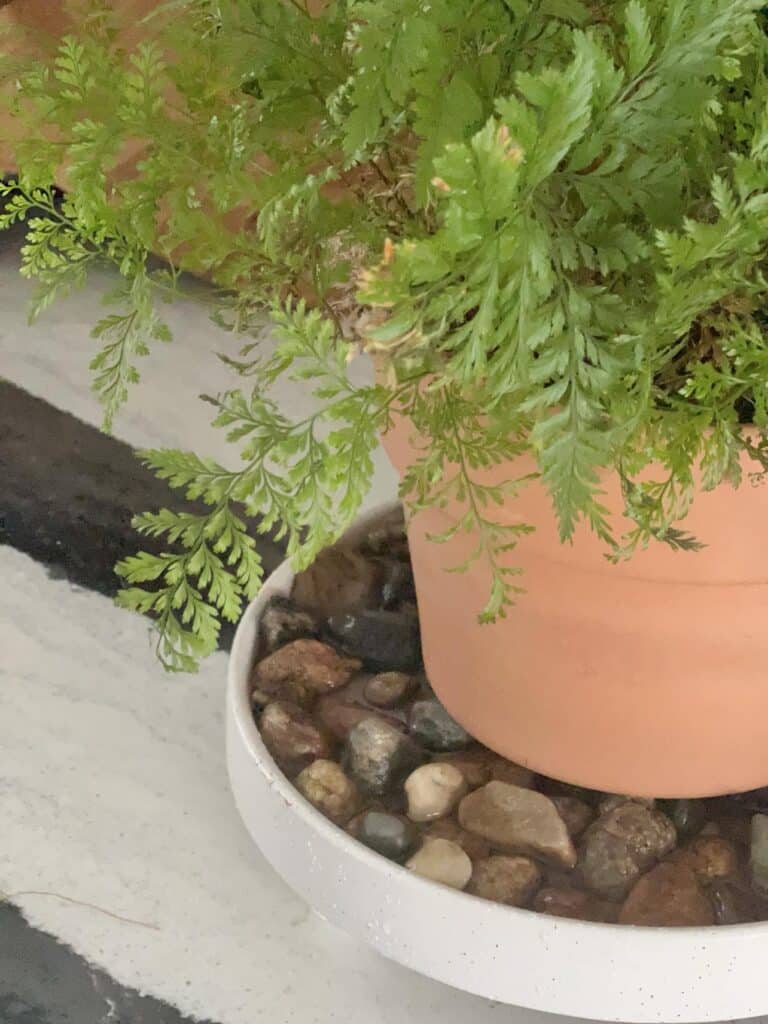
357,810,419,862
488,758,535,789
433,750,492,789
380,559,417,609
459,782,576,868
468,856,542,906
364,672,415,708
619,862,715,926
404,763,467,823
259,596,319,653
327,609,422,672
709,881,757,925
533,886,618,923
359,508,409,559
292,545,384,617
409,699,471,752
551,796,594,838
424,818,492,861
259,701,333,775
295,759,361,824
344,717,424,796
579,802,676,900
252,638,361,707
406,838,472,890
751,813,768,890
659,798,707,839
673,836,739,883
316,692,402,742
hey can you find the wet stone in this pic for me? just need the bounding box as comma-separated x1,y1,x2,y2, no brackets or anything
252,638,361,707
295,759,361,825
408,699,471,752
344,717,424,796
292,545,384,618
357,811,419,862
459,782,576,868
710,881,757,925
433,750,493,789
364,671,415,709
751,813,768,891
551,795,594,838
316,694,401,742
424,818,492,861
533,886,618,923
404,763,467,823
579,802,676,900
673,835,739,884
259,596,319,653
619,862,715,927
259,701,333,776
379,559,417,609
467,856,542,907
406,838,472,890
327,609,422,672
659,798,707,840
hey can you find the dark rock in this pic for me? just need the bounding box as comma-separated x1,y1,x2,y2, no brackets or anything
433,750,493,789
619,863,715,926
408,699,470,752
709,881,757,925
259,596,319,653
363,672,415,708
292,545,384,617
252,638,361,707
259,701,333,775
379,559,417,609
326,609,422,672
468,855,542,907
533,886,618,923
658,799,707,840
357,811,419,862
551,796,594,838
579,802,676,900
344,717,424,796
358,507,409,559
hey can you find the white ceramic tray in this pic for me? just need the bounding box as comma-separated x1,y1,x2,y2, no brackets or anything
226,505,767,1023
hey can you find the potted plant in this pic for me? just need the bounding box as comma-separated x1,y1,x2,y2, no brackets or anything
7,1,768,1015
4,0,768,796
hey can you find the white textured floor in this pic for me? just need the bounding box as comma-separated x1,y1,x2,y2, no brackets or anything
0,243,738,1024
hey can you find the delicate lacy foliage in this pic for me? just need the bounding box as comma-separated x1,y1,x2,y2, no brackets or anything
4,0,768,666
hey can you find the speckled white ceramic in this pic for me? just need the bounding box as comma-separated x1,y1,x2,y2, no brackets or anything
226,505,768,1023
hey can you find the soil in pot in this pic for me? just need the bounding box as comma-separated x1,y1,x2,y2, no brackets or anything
248,508,768,927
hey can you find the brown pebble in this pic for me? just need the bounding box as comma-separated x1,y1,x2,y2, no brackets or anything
295,759,361,824
260,701,333,775
468,856,541,907
252,639,361,707
425,818,492,861
292,545,385,617
488,757,535,789
619,862,715,926
672,836,739,884
551,796,594,838
579,802,676,900
459,782,576,868
533,886,617,923
317,693,402,741
364,672,414,708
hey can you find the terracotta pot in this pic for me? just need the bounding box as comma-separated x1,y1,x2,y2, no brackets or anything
382,417,768,798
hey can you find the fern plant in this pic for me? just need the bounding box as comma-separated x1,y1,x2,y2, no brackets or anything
3,0,768,668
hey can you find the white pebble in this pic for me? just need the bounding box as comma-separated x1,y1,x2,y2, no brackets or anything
404,762,468,822
406,838,472,890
